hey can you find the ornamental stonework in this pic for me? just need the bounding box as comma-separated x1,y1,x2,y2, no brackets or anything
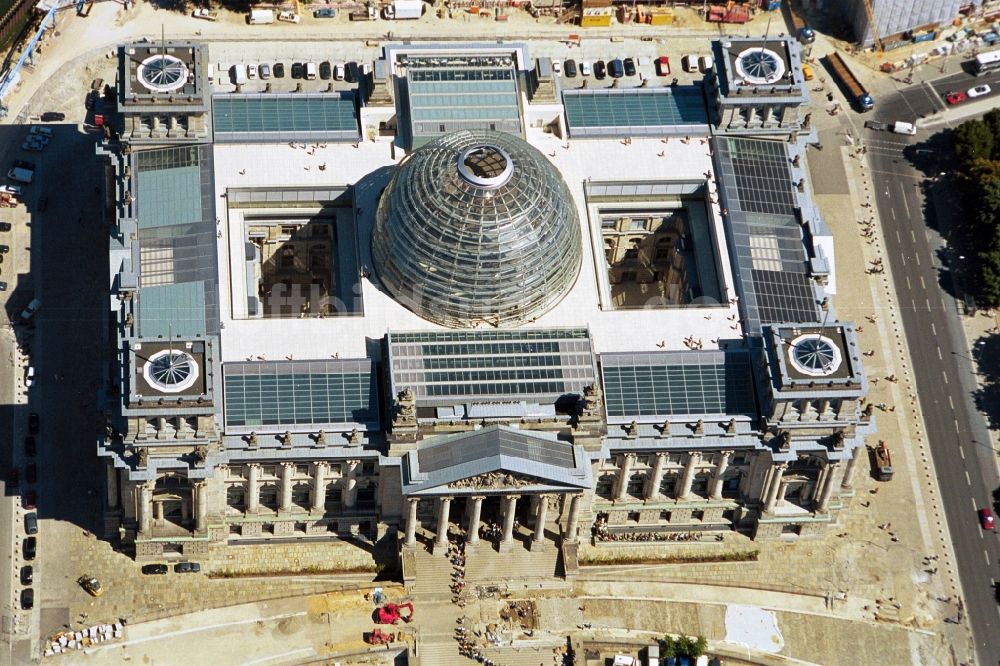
449,472,540,490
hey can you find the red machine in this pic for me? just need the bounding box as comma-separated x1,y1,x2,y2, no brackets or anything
707,2,750,23
375,602,414,624
364,628,396,644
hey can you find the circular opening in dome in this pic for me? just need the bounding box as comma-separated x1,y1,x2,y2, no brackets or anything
734,48,786,85
143,349,200,393
457,145,513,188
136,54,189,94
788,334,842,377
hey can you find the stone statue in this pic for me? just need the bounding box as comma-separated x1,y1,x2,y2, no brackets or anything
248,431,258,447
450,472,536,490
725,418,737,435
581,383,604,418
282,430,293,447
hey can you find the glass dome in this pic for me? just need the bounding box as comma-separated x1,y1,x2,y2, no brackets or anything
372,130,582,328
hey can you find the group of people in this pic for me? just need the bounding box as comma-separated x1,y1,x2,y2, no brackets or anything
448,535,467,606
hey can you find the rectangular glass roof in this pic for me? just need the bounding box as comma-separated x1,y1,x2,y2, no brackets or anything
223,359,379,432
388,328,595,407
563,86,710,138
600,350,757,423
212,93,360,143
714,137,820,333
403,62,521,147
133,145,219,338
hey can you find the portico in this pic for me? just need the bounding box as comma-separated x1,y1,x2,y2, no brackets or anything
400,426,592,555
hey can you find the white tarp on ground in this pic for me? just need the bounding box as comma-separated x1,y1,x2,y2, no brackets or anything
724,604,784,653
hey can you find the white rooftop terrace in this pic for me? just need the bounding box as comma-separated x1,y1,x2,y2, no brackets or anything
213,133,741,363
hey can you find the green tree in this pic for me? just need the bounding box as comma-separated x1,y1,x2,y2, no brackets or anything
675,635,695,656
660,637,676,658
985,107,1000,158
691,636,708,657
955,119,995,165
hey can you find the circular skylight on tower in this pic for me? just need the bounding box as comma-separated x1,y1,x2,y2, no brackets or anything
458,145,514,188
788,334,842,377
734,48,786,85
136,54,189,93
143,349,199,393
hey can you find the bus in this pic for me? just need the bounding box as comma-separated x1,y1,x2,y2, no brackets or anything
973,50,1000,76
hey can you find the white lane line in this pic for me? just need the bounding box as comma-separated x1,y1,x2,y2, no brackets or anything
920,276,926,289
900,184,911,217
931,323,937,335
949,396,955,409
943,370,949,385
901,253,907,266
911,229,917,243
936,346,943,360
891,207,897,221
960,445,966,460
987,550,992,566
915,253,921,266
973,497,979,510
955,419,961,433
966,470,972,486
906,276,911,290
896,229,902,242
926,298,931,310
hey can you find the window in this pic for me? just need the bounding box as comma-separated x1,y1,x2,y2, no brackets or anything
362,462,376,475
627,511,641,523
692,510,705,521
325,486,342,506
623,248,639,260
330,463,342,475
629,218,648,231
626,473,645,497
227,486,245,511
637,455,650,466
229,524,242,536
296,464,310,476
260,485,279,510
262,465,277,478
280,247,296,268
660,510,672,521
659,476,677,496
292,484,311,508
595,474,615,499
691,474,710,495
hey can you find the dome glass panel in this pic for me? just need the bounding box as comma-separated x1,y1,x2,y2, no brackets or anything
372,130,582,328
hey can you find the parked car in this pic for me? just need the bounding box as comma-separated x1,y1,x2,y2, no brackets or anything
334,63,345,81
24,436,35,457
564,59,577,78
699,55,713,73
23,490,36,510
623,57,636,77
981,507,995,530
20,566,32,585
28,412,38,434
291,62,304,79
580,61,591,77
141,564,168,575
247,63,258,79
273,63,285,78
25,366,34,387
40,111,65,122
802,63,814,80
319,61,332,80
0,184,21,196
656,56,670,76
0,223,10,232
78,576,104,596
20,588,33,610
968,84,992,98
683,54,699,73
0,282,7,291
0,245,9,253
594,60,607,80
608,58,624,78
946,90,968,105
174,562,201,574
313,7,336,17
23,537,36,560
24,513,37,535
259,63,271,79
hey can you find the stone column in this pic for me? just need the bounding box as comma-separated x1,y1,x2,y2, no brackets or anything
342,460,359,508
677,452,701,500
531,495,550,550
614,454,635,501
106,464,119,509
467,496,484,547
195,481,208,532
139,483,153,533
280,462,294,512
709,450,733,500
812,464,829,504
499,495,519,553
564,494,582,543
312,462,328,511
763,463,788,513
645,453,667,500
154,501,164,522
247,463,260,513
404,497,419,547
841,447,861,489
181,497,190,523
435,496,452,549
816,463,840,513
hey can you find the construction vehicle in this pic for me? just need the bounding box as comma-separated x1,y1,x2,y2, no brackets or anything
192,7,219,20
874,441,893,481
824,52,874,112
706,2,749,24
374,602,414,624
364,628,396,645
785,0,814,44
77,576,104,597
383,0,422,19
350,3,377,20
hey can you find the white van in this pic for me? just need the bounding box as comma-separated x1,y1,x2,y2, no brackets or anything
230,64,247,86
20,298,41,320
248,9,274,24
8,167,33,184
305,62,317,80
698,55,714,73
334,63,345,81
683,54,700,73
206,63,216,84
891,121,917,135
580,61,592,77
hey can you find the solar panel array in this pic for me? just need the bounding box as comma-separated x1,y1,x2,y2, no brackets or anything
563,87,710,138
223,359,379,431
212,93,360,143
600,350,756,422
714,137,820,332
388,329,595,405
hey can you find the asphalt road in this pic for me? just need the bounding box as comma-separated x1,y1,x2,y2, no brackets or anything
863,73,1000,665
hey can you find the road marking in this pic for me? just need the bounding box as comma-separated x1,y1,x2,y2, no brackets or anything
900,185,911,217
931,323,937,335
920,276,926,289
987,550,992,566
943,370,950,384
911,229,917,243
974,497,979,510
966,470,972,486
936,346,943,360
915,253,921,266
906,276,911,290
955,419,961,433
891,206,897,221
960,445,966,460
896,229,902,242
949,395,954,409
